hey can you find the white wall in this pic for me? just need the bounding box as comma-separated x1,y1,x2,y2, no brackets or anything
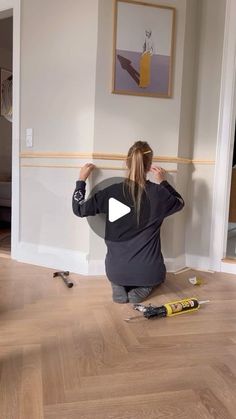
89,0,188,267
17,0,227,274
172,0,198,262
185,0,226,269
20,0,98,154
19,0,190,273
20,0,99,267
193,0,227,160
93,0,187,158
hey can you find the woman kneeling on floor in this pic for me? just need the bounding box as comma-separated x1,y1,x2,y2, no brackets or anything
72,141,184,304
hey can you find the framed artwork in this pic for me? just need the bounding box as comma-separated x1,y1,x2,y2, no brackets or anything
112,0,175,98
0,68,12,117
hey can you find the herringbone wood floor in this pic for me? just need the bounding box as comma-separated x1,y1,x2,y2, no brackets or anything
0,258,236,418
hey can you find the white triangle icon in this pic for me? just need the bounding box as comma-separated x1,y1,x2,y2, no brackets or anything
108,198,131,222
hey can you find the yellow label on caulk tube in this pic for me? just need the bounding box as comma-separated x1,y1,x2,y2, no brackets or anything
164,298,199,316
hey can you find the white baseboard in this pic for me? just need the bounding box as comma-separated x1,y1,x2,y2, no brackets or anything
220,260,236,274
15,244,215,276
185,254,210,271
88,255,232,275
87,255,186,276
14,243,187,276
165,254,186,273
87,259,106,275
16,242,88,274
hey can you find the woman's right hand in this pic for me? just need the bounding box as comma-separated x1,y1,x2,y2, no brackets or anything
79,163,96,181
150,166,167,184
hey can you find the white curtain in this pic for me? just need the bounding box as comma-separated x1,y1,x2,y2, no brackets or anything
1,77,12,123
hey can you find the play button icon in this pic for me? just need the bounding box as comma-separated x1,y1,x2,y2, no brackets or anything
108,198,131,222
85,176,151,242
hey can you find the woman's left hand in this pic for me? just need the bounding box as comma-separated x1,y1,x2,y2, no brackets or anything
79,163,96,181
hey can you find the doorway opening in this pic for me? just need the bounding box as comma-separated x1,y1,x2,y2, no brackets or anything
226,122,236,259
0,10,13,257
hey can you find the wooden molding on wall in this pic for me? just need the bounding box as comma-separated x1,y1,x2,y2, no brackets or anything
221,258,236,265
20,151,186,162
20,151,215,165
20,163,177,173
191,159,215,165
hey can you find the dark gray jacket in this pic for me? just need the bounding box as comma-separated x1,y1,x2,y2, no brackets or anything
72,179,184,286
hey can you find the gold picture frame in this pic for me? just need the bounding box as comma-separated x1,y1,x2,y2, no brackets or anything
112,0,175,98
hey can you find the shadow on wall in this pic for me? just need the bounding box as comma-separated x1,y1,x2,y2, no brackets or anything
186,169,211,257
160,172,177,260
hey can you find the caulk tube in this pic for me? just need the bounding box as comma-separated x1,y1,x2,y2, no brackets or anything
132,299,209,320
164,298,199,316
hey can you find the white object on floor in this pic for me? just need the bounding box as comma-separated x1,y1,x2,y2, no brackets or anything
188,276,201,285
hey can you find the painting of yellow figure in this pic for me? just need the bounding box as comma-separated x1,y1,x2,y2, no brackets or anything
113,0,175,98
139,29,154,88
139,52,152,88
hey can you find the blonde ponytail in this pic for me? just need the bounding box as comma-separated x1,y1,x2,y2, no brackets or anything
125,141,153,223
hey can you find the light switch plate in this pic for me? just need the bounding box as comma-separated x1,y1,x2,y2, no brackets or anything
26,128,33,148
26,128,33,136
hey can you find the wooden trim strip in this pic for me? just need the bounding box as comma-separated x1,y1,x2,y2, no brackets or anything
19,151,214,165
192,159,215,165
20,151,182,161
21,163,177,173
221,257,236,264
21,152,100,159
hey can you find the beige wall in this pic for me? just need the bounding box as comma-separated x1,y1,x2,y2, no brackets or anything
20,0,99,258
93,0,187,158
20,0,99,154
0,17,13,179
192,0,226,160
90,0,188,264
172,0,198,261
185,0,226,264
18,0,227,273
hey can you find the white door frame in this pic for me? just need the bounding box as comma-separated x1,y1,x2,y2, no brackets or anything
210,0,236,273
0,0,20,259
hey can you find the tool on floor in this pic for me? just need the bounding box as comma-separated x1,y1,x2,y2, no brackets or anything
124,298,210,321
53,271,74,288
